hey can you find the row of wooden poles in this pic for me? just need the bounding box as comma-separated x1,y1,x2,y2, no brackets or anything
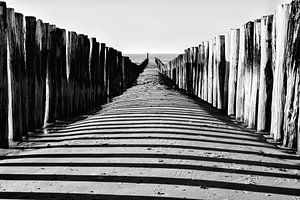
0,2,147,147
157,0,300,154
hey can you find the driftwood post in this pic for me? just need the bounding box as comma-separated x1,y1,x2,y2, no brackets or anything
0,2,8,147
198,44,204,99
224,33,230,112
35,19,46,128
203,41,209,102
15,12,27,138
283,1,300,149
270,4,290,141
212,37,218,107
248,19,261,129
227,29,240,116
243,21,254,125
44,25,56,124
236,26,245,121
215,35,226,110
25,16,37,131
54,28,67,119
207,39,213,104
7,8,23,141
99,43,106,103
257,15,273,132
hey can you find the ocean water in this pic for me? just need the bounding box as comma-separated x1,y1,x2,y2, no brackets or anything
124,54,179,64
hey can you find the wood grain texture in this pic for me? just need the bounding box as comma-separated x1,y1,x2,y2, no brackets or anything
227,29,240,116
270,4,290,142
257,15,273,132
283,1,300,149
248,19,261,129
243,21,254,125
235,25,245,121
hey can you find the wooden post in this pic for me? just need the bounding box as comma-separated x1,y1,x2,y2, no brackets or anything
25,16,37,131
214,35,226,110
224,33,230,112
203,41,209,102
0,2,8,147
207,40,213,104
15,12,27,137
198,44,203,98
243,21,254,125
248,19,261,129
44,25,56,124
35,19,46,128
54,28,67,119
236,25,245,121
66,31,78,115
283,1,300,149
186,49,192,92
183,51,188,90
99,43,106,103
212,37,218,107
257,15,273,132
89,38,99,105
7,8,23,141
270,4,290,142
227,29,240,116
83,35,90,109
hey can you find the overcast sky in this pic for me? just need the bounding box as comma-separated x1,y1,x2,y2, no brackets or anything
5,0,292,53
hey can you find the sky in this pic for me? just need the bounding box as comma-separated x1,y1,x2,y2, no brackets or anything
5,0,292,54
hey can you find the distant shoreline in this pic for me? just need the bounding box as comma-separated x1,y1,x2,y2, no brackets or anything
124,53,179,64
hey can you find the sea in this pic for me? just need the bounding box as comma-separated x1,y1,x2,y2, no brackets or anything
124,54,179,65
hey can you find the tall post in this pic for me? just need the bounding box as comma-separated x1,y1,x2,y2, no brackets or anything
228,29,240,116
207,40,213,104
270,4,290,142
257,15,273,132
0,2,8,147
283,1,300,149
7,8,23,141
25,16,37,132
243,21,254,125
236,25,245,121
248,19,261,129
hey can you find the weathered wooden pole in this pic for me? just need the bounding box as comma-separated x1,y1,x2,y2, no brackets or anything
236,25,245,121
44,24,56,124
270,4,290,142
193,47,199,97
207,39,213,104
25,16,37,131
248,19,261,129
212,37,218,108
99,43,106,103
203,41,209,102
243,21,254,125
89,38,99,105
224,33,230,113
214,35,226,110
66,31,77,115
227,29,240,116
0,2,8,147
257,15,273,132
15,12,27,137
283,0,300,149
198,44,204,99
186,49,192,92
54,28,67,119
7,8,23,141
35,19,46,128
